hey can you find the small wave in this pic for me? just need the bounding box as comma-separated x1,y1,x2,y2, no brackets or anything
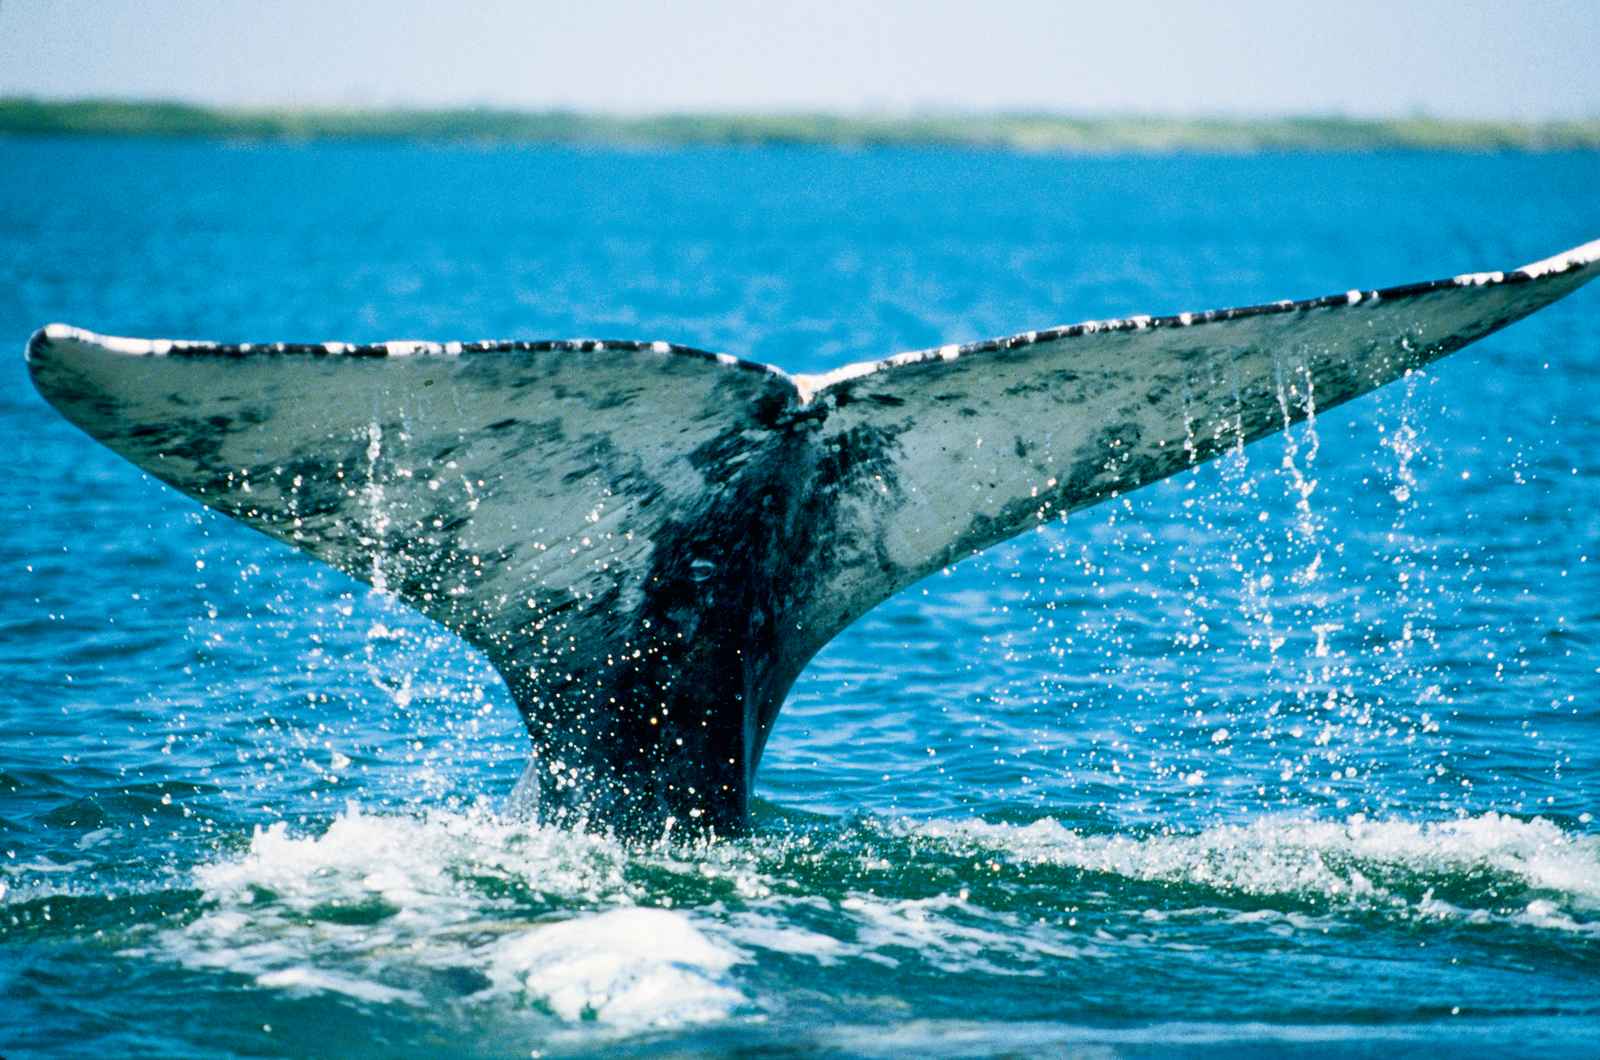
255,966,422,1005
838,892,1088,974
904,811,1600,925
161,803,748,1030
147,802,1600,1042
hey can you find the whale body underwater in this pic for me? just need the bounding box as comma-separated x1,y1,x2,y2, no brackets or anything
27,237,1600,836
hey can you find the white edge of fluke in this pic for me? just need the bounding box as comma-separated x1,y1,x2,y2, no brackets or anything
789,235,1600,401
25,235,1600,407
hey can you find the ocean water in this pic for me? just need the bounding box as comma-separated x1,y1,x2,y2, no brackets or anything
2,138,1598,1057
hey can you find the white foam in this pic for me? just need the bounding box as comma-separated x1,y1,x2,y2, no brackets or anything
488,907,745,1027
905,812,1600,915
255,966,422,1005
145,800,1600,1037
160,803,749,1028
839,893,1084,975
720,911,848,963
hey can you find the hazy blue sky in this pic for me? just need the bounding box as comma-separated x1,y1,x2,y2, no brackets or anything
3,1,1597,118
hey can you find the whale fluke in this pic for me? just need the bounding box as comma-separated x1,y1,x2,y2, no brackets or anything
27,237,1600,835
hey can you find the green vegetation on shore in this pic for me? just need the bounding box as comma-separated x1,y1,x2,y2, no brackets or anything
3,97,1598,153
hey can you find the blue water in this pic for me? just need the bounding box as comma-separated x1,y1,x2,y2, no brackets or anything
2,138,1599,1057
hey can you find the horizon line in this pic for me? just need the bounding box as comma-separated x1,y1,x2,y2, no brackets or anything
7,93,1600,123
5,97,1599,154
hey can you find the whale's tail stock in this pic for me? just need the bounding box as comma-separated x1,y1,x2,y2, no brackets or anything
27,238,1600,835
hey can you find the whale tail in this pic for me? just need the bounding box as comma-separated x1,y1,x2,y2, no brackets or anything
27,237,1600,834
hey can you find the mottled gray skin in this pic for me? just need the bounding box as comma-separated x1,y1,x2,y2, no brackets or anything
26,239,1600,837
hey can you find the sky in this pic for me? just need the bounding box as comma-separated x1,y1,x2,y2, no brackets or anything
2,0,1598,119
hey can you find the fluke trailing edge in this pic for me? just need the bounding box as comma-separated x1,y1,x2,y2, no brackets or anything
27,238,1600,835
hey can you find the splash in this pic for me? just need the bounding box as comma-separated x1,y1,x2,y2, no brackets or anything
487,907,744,1025
1274,363,1323,583
155,804,749,1030
908,811,1600,919
362,421,391,595
127,799,1600,1049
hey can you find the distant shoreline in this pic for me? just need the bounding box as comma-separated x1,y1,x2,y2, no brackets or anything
4,98,1599,153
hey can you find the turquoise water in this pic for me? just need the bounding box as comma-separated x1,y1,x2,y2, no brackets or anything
2,139,1599,1056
